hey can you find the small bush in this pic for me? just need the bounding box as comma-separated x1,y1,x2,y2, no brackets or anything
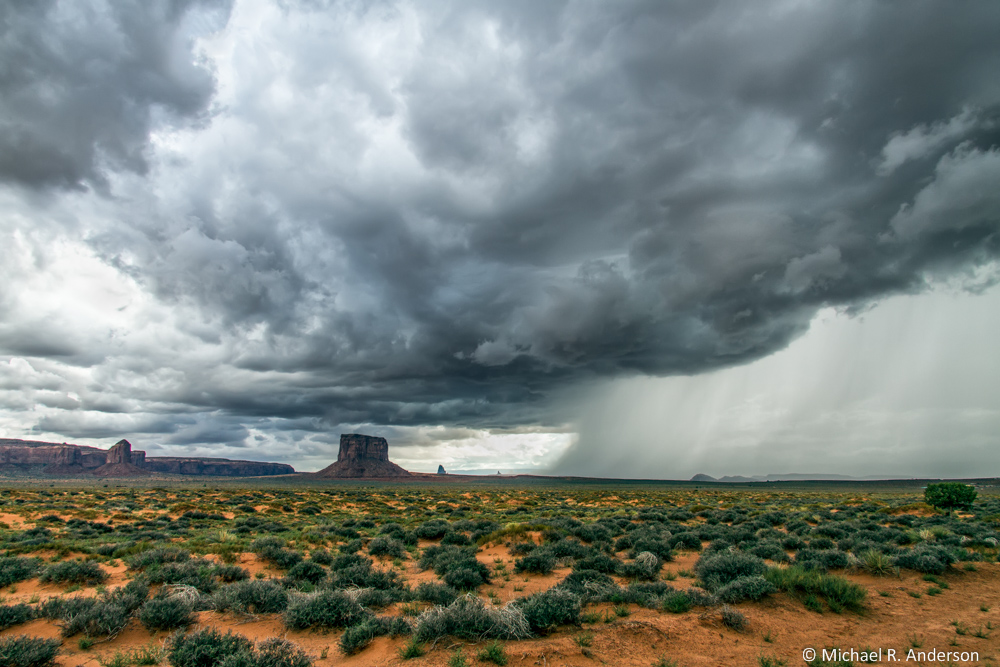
414,582,460,606
515,588,581,634
309,550,334,566
286,561,326,585
368,536,407,559
398,638,425,659
477,641,508,666
695,551,767,591
339,616,412,655
514,550,556,575
144,560,218,594
716,576,776,603
925,483,977,511
0,557,42,588
414,595,530,642
0,635,60,667
126,548,189,571
894,545,959,575
168,628,253,667
214,564,250,583
720,605,748,632
254,638,312,667
213,579,289,615
0,604,35,631
859,549,896,576
660,591,692,614
40,560,107,586
60,600,131,638
620,552,661,580
140,596,194,631
415,520,451,540
442,566,488,591
765,566,866,613
284,590,371,630
574,553,620,574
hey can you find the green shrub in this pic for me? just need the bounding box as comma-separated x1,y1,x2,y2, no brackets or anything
145,560,218,594
0,604,35,631
859,549,896,576
925,483,977,511
254,638,312,667
574,553,621,574
168,628,253,667
893,545,959,575
442,566,488,591
794,549,849,572
414,595,530,642
661,591,692,613
368,536,407,559
515,588,581,634
286,561,326,585
339,616,412,655
126,548,189,571
764,566,866,613
477,641,508,666
398,638,425,659
0,557,42,588
716,576,776,603
695,551,767,591
309,550,333,566
40,560,107,586
213,579,289,615
720,605,748,632
214,564,250,583
414,582,460,606
0,635,60,667
60,600,130,638
140,596,194,631
415,520,451,540
283,590,371,630
514,550,556,575
620,552,661,580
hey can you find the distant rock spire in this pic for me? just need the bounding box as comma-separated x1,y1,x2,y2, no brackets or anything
437,464,447,474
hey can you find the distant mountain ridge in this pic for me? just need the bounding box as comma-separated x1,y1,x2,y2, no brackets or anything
691,472,909,482
0,437,295,477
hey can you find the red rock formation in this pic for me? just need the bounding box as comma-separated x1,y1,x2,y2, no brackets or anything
140,457,295,477
0,438,294,477
91,439,150,477
313,433,411,478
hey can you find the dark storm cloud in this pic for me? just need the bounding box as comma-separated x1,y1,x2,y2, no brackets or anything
0,0,230,190
2,0,1000,456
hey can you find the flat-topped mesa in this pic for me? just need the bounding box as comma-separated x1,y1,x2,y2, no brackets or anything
338,433,389,462
313,433,411,478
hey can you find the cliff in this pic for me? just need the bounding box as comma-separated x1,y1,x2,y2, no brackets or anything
0,438,295,477
141,457,295,477
313,433,411,478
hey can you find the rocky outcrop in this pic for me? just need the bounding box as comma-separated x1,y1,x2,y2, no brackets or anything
141,457,295,477
437,464,447,475
0,438,295,477
313,434,411,478
91,439,151,477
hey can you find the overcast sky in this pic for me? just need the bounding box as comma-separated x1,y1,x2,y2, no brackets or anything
1,0,998,477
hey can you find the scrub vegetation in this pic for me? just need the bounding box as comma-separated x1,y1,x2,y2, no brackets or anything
0,481,997,665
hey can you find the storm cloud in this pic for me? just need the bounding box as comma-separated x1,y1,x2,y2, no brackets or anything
1,0,999,472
